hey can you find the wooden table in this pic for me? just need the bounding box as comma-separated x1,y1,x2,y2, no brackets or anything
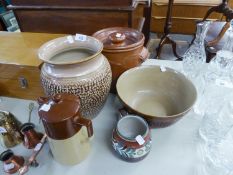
0,60,203,175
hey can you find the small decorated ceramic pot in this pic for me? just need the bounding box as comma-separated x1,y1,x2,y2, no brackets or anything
112,114,151,162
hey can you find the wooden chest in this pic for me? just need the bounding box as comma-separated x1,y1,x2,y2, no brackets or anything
7,0,150,39
9,0,135,7
0,32,65,100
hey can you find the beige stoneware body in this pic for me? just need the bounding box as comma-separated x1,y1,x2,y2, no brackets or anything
48,127,90,165
38,35,112,119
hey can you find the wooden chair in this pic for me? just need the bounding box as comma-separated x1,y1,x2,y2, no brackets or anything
204,0,233,62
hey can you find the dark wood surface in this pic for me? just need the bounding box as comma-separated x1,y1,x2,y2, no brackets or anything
0,20,4,30
151,2,223,34
153,0,182,60
0,0,6,30
14,10,130,35
203,0,233,21
7,0,150,43
10,0,134,7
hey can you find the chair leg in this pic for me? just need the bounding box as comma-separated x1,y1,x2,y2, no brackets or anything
207,22,230,47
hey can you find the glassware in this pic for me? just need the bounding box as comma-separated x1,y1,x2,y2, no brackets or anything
196,21,233,175
199,100,233,144
197,100,233,175
182,21,211,116
222,20,233,52
183,21,211,78
205,20,233,88
195,20,233,115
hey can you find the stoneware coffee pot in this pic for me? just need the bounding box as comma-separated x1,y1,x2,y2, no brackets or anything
37,93,93,165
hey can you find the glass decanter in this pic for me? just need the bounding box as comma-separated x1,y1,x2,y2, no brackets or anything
197,20,233,175
205,20,233,88
195,21,233,115
183,21,211,78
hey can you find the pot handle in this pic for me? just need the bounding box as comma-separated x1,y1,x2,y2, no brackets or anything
118,108,133,120
119,108,128,118
139,47,149,63
37,97,49,106
73,117,93,138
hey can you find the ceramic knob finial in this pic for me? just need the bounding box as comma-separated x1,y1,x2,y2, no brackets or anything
109,32,126,44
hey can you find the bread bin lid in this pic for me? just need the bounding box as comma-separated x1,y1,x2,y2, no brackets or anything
38,93,81,140
92,27,144,51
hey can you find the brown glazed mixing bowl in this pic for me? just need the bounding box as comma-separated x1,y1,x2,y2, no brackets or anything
116,66,197,128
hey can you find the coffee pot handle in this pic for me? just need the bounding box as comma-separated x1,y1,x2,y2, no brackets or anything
74,117,93,138
37,97,49,106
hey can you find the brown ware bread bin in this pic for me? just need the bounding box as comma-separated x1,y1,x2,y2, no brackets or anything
93,27,149,93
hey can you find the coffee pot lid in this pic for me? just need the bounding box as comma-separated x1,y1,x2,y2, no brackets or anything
92,27,144,51
38,93,80,123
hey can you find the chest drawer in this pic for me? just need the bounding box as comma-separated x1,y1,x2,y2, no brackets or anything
151,1,223,34
0,64,44,100
152,2,222,19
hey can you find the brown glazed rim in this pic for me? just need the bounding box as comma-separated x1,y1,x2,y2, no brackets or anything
112,128,151,149
92,27,145,51
116,66,197,121
38,35,104,65
102,43,144,53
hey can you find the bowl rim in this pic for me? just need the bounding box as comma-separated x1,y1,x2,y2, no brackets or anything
38,35,103,65
116,65,197,119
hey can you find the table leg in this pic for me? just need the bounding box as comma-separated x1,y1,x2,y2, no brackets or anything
152,0,182,60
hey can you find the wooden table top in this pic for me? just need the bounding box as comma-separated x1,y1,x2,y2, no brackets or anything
153,0,222,5
0,32,66,67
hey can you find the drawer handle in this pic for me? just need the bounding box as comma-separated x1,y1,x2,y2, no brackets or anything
18,77,28,89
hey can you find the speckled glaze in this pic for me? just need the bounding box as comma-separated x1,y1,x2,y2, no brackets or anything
38,35,112,119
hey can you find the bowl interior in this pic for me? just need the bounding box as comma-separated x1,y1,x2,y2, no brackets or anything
38,35,103,65
116,66,197,118
117,115,148,140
